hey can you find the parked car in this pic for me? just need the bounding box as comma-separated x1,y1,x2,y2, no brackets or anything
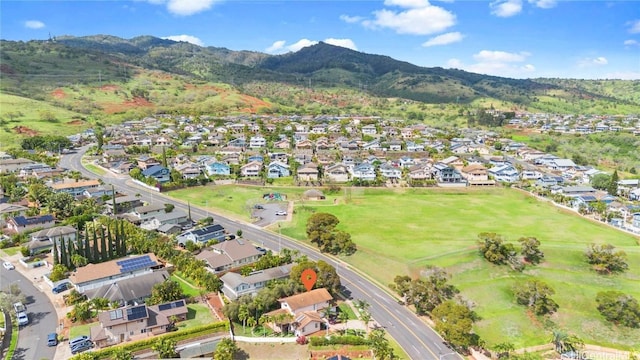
17,312,29,326
253,204,264,210
52,282,70,294
47,333,58,347
275,211,287,216
71,340,93,355
68,335,90,348
13,302,26,314
2,261,14,270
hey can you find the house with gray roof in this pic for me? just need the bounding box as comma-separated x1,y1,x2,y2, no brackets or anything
195,238,262,273
220,263,294,300
176,224,227,246
83,269,170,306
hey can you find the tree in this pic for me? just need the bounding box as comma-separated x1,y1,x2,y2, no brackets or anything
71,254,88,268
550,329,583,353
585,243,628,274
152,337,178,358
147,280,185,305
432,300,479,350
607,170,619,196
389,268,459,315
512,279,558,315
518,237,544,265
493,342,516,359
47,192,75,218
214,338,238,360
290,259,341,295
67,301,92,322
49,264,69,282
368,328,395,360
238,304,250,332
590,173,611,190
478,232,516,265
306,212,356,255
164,203,175,213
595,291,640,328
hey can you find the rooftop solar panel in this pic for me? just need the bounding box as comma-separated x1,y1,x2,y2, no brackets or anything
158,300,186,311
126,305,148,321
117,255,157,273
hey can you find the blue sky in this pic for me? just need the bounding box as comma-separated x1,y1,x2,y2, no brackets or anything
1,0,639,79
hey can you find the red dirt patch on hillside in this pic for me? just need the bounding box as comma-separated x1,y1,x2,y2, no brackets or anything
66,119,85,126
239,94,271,113
13,126,39,136
102,97,154,114
51,88,66,99
100,84,119,91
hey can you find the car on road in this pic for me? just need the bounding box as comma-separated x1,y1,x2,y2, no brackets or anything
17,312,29,326
2,261,14,270
47,333,58,347
71,340,93,354
253,204,264,210
52,282,71,294
275,211,287,216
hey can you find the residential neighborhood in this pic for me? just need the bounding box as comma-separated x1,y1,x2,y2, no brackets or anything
0,110,639,360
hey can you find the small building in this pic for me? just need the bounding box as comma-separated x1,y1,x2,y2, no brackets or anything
69,253,161,292
302,189,325,201
176,224,227,246
141,165,171,184
220,264,294,300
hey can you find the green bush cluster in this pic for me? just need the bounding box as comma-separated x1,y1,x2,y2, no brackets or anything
309,335,369,346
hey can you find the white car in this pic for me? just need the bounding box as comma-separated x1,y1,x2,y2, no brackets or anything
17,312,29,326
275,211,287,216
3,261,14,270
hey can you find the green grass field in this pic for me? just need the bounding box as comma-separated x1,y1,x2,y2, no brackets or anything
168,185,640,349
177,304,216,330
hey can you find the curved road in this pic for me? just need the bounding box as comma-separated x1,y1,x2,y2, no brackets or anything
60,146,461,360
1,267,57,360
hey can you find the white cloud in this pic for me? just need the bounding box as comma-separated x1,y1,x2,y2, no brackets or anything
473,50,530,62
287,39,318,52
339,14,363,23
446,58,463,68
24,20,45,29
490,0,522,17
447,50,535,78
367,4,456,35
162,35,204,46
422,32,464,47
528,0,556,9
578,57,608,67
624,39,639,46
324,38,358,51
383,0,430,8
628,19,640,34
265,40,286,53
148,0,221,16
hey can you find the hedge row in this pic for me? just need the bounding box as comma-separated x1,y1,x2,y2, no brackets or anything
69,321,229,360
309,335,369,346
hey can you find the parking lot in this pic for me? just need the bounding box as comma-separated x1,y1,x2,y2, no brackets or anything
251,201,290,227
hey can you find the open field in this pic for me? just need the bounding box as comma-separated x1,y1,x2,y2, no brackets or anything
168,185,640,349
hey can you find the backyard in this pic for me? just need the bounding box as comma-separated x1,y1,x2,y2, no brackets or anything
168,185,640,349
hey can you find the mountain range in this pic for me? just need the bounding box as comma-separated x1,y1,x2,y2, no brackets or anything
1,35,639,117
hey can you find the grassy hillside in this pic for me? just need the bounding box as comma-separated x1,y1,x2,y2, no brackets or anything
2,37,639,124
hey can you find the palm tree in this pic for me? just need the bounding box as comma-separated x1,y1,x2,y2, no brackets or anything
247,316,257,335
238,304,250,332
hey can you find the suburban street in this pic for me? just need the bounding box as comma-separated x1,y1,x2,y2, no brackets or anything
59,146,461,360
1,266,57,360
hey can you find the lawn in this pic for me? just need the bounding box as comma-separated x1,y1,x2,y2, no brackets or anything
168,186,640,349
177,304,215,330
338,302,357,320
167,184,310,220
69,321,96,340
171,273,201,298
1,247,21,257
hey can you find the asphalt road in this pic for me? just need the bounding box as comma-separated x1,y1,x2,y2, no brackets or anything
1,267,57,360
60,146,462,360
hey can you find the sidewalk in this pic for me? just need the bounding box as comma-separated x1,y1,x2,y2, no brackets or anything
0,251,72,360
